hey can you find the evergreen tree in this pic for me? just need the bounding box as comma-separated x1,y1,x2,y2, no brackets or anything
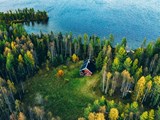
96,51,103,70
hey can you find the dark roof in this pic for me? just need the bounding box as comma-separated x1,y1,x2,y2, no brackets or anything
80,59,95,73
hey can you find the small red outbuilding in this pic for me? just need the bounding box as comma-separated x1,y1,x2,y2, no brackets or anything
80,59,95,76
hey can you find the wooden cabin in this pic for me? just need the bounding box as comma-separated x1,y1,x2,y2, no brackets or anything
80,59,95,76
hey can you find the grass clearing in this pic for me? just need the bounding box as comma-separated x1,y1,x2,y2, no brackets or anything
23,61,102,120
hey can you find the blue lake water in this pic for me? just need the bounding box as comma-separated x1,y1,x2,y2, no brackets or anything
0,0,160,48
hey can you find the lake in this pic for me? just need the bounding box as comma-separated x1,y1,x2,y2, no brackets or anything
0,0,160,48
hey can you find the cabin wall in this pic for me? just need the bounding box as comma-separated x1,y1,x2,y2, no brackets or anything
80,69,92,76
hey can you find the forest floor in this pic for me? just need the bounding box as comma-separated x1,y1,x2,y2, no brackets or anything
23,61,102,120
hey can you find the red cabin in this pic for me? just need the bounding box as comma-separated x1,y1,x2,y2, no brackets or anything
80,59,95,76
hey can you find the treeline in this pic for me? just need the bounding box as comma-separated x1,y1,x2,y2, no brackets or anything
0,17,116,119
0,17,160,105
97,37,160,107
0,8,49,24
0,8,160,120
78,96,160,120
0,21,112,83
78,38,160,119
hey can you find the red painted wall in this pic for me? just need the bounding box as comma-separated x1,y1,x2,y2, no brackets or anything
84,69,92,76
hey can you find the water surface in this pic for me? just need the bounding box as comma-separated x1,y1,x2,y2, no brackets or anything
0,0,160,48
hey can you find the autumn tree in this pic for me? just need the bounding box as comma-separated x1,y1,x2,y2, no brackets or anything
96,113,105,120
124,57,132,72
133,76,146,102
149,109,155,120
72,54,79,62
18,112,26,120
112,57,120,72
109,71,119,96
24,50,35,74
116,46,127,63
88,112,95,120
121,70,133,98
33,106,44,120
7,80,16,101
140,111,148,120
105,72,112,94
56,69,64,77
109,108,119,120
142,80,152,103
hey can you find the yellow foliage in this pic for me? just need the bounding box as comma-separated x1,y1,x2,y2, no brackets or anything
88,112,105,120
33,106,44,118
88,112,95,120
78,117,85,120
18,112,26,120
72,54,79,62
3,47,11,56
114,57,119,65
18,54,24,63
26,50,35,65
107,72,112,80
140,111,148,120
96,113,105,120
57,70,64,77
149,109,154,120
7,80,16,93
107,45,112,57
134,76,146,101
11,41,16,50
99,106,106,113
109,108,119,120
147,81,152,92
118,47,126,56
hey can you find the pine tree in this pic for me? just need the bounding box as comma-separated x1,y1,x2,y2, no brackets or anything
124,57,132,72
96,51,103,70
112,57,120,72
131,59,138,75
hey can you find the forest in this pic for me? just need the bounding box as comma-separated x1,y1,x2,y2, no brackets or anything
0,8,160,120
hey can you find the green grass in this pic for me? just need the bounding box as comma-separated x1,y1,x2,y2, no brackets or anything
23,61,102,120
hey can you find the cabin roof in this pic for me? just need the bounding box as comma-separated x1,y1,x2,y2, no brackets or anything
80,59,95,73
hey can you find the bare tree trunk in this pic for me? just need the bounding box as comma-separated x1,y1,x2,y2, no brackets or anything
142,88,148,103
28,106,34,120
65,39,68,58
102,70,106,92
21,81,25,93
2,90,12,113
105,79,109,94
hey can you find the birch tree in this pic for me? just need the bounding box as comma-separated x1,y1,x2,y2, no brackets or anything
105,72,112,94
133,76,146,102
121,70,134,98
